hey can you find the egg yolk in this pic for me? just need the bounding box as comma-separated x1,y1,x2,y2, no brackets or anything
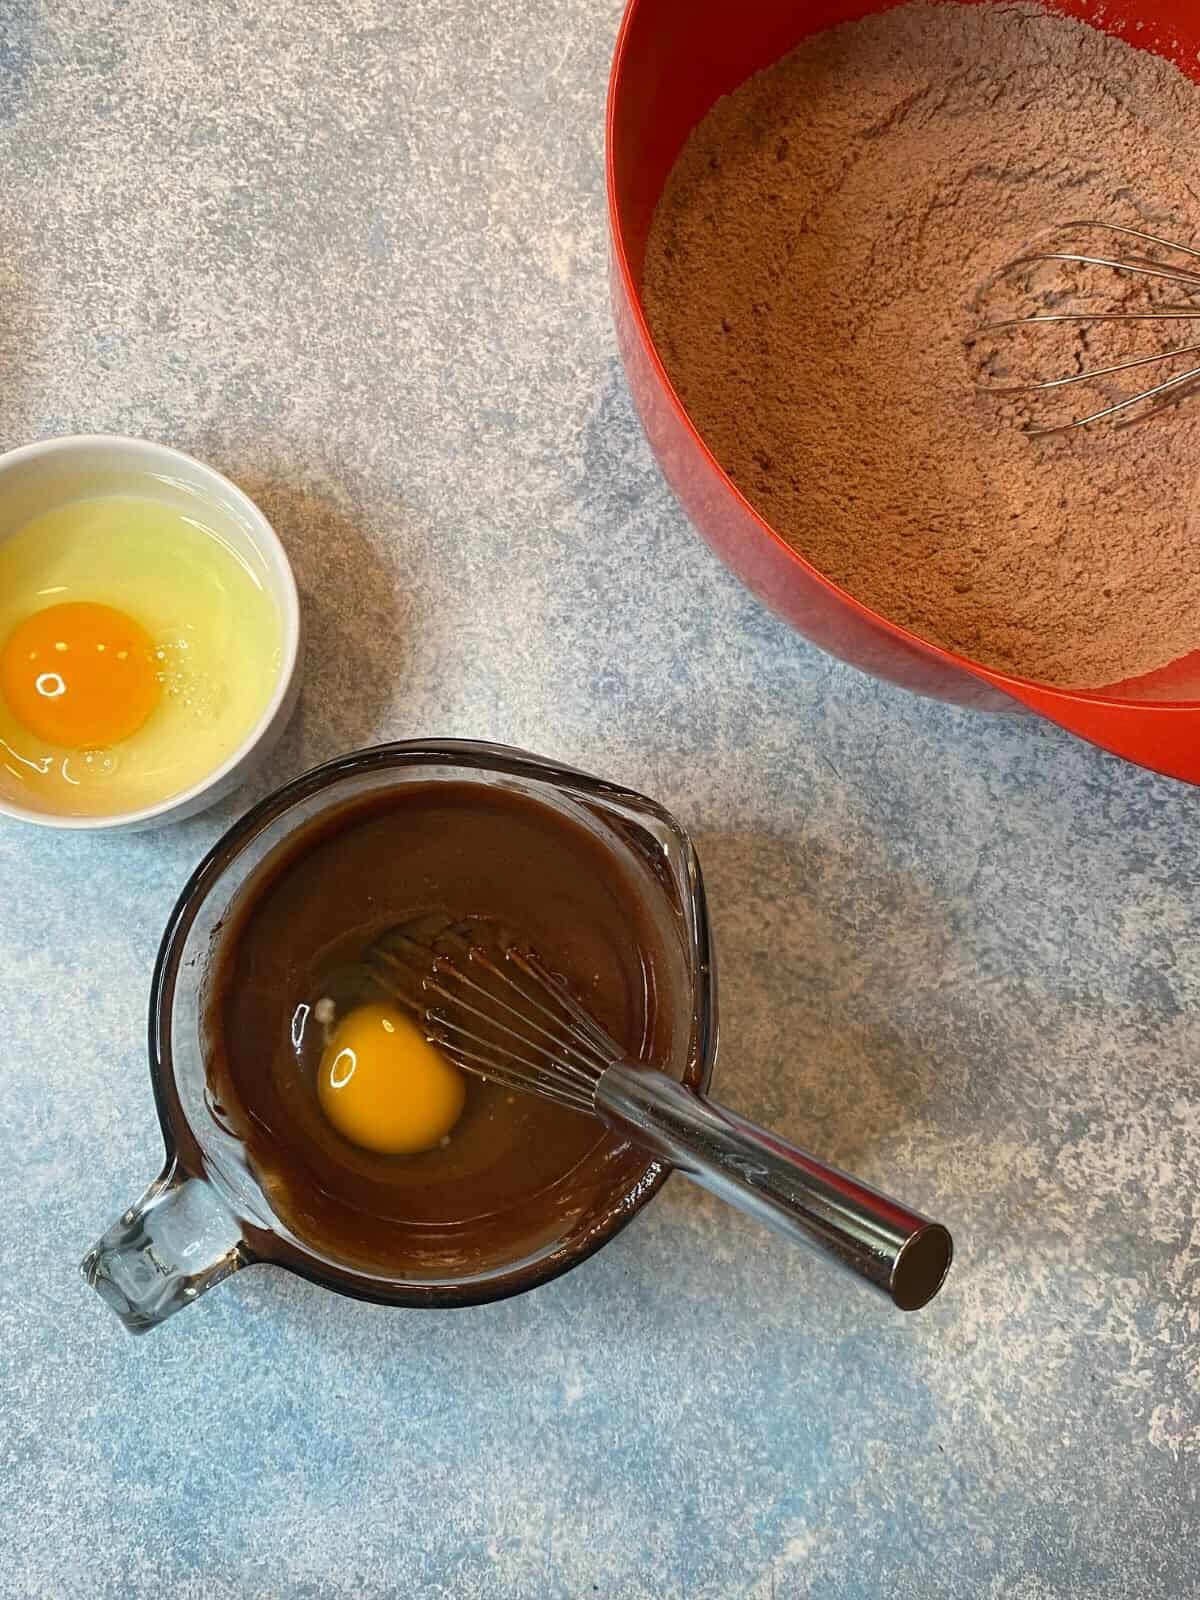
0,601,160,748
317,1002,467,1155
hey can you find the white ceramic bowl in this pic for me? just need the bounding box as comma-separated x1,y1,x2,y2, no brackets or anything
0,435,302,831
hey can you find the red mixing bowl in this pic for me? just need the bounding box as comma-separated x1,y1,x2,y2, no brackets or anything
607,0,1200,783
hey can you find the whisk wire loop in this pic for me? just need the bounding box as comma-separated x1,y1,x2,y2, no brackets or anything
366,935,613,1111
426,954,606,1088
972,219,1200,434
425,1034,592,1111
504,947,624,1062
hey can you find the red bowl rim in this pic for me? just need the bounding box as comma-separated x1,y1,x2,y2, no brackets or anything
604,0,1200,713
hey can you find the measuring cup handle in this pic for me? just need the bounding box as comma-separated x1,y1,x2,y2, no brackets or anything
81,1158,248,1334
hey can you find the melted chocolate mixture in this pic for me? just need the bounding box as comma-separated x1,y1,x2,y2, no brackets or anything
203,781,684,1280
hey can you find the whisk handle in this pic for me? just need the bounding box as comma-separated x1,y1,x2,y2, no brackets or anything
595,1064,952,1311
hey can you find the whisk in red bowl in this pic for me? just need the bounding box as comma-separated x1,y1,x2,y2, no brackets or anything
972,221,1200,436
607,0,1200,783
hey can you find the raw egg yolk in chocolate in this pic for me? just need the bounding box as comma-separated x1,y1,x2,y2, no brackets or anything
0,601,160,748
318,1002,466,1155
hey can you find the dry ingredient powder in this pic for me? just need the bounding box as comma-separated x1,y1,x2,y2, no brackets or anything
643,1,1200,688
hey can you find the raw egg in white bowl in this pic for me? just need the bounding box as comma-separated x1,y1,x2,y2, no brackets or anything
0,436,301,830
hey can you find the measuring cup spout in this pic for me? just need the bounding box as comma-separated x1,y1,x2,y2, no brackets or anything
81,1158,247,1334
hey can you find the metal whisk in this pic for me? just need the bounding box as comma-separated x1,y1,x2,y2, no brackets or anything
369,933,953,1311
972,221,1200,436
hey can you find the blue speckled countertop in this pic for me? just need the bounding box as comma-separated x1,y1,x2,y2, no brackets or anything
2,3,1198,1595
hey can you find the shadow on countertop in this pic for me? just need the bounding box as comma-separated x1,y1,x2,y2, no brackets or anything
691,824,953,1180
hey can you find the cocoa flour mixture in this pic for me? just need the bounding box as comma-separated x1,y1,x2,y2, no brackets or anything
643,1,1200,687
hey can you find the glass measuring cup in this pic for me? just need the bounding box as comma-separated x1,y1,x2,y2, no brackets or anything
82,741,716,1332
